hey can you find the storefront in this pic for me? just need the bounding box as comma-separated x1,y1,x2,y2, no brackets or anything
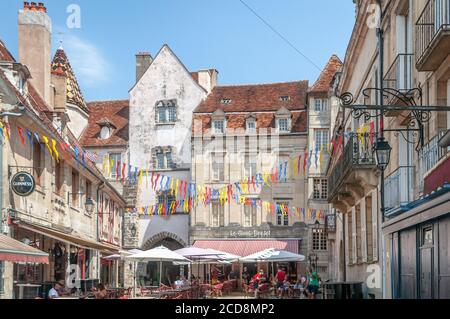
9,220,120,297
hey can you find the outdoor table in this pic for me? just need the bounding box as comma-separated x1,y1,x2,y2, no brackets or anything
16,283,41,300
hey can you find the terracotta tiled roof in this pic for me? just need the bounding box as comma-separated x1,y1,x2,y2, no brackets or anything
0,39,15,62
309,55,343,93
51,48,89,113
193,111,307,134
80,100,129,147
194,81,309,113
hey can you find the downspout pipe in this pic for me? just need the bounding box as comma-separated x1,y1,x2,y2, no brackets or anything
97,181,106,281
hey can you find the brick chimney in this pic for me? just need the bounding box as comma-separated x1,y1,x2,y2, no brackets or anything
135,52,153,83
197,69,219,94
18,1,52,105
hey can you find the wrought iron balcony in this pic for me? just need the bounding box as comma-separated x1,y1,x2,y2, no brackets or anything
418,130,448,192
383,54,414,109
384,166,415,216
328,134,376,203
416,0,450,71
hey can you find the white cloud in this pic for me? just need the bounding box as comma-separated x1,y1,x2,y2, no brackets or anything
62,34,112,88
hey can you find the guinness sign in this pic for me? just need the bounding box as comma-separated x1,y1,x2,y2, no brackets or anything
11,172,35,197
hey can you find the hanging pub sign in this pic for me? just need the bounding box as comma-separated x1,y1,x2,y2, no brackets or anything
10,171,36,197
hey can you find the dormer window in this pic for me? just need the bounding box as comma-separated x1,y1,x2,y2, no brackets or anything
100,126,112,140
314,99,329,112
280,95,290,102
97,118,115,140
220,98,232,105
277,118,290,132
275,107,292,133
246,114,257,133
156,99,177,124
213,120,225,134
211,109,227,135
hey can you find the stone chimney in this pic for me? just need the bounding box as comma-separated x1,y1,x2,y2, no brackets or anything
18,2,52,105
135,52,153,83
197,69,219,94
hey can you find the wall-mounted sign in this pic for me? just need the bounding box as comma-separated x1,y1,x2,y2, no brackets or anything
10,172,35,197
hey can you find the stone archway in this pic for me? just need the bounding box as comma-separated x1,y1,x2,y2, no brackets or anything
142,232,187,251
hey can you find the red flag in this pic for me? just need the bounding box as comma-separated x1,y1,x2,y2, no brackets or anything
297,154,302,175
17,126,25,145
116,161,121,181
122,163,126,184
303,151,308,173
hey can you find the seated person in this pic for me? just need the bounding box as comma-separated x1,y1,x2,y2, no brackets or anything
174,276,184,288
48,282,63,299
92,283,108,299
294,279,304,290
283,278,291,296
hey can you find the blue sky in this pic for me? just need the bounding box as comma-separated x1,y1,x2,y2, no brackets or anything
0,0,356,101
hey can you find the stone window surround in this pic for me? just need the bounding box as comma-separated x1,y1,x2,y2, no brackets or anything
155,99,178,124
152,146,175,170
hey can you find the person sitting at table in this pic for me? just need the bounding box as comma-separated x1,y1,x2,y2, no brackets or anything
174,276,184,289
55,279,70,296
48,282,62,299
92,283,108,299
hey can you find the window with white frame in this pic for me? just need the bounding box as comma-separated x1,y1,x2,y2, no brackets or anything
314,99,329,112
314,129,329,151
152,147,175,170
313,178,328,200
244,154,257,179
246,118,256,133
109,153,121,179
277,118,290,133
212,153,225,181
312,228,328,251
156,99,177,123
212,120,225,134
157,190,177,208
212,202,225,227
244,205,257,227
276,203,289,226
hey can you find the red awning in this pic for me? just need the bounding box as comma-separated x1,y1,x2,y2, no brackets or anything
0,234,49,264
193,239,300,257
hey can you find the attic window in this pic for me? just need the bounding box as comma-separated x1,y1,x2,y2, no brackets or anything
100,126,112,140
220,98,232,105
280,95,290,102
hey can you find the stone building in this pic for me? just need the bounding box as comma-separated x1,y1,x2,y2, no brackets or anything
128,45,216,251
190,81,310,278
0,3,125,299
328,0,450,299
306,55,343,280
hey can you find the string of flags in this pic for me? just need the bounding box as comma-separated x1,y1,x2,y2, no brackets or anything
1,117,377,224
0,120,99,169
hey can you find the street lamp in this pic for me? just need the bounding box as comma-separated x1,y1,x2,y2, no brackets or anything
85,198,95,214
374,137,392,170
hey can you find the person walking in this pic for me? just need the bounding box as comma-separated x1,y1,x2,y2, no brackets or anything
305,268,320,299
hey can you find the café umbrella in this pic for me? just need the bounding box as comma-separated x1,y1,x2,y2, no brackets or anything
126,246,191,287
240,248,305,262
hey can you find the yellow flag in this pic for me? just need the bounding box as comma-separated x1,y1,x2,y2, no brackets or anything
175,179,180,196
42,136,53,158
52,139,59,163
109,158,114,175
139,169,143,186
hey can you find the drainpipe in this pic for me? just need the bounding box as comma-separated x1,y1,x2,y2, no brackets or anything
376,0,387,300
97,181,106,281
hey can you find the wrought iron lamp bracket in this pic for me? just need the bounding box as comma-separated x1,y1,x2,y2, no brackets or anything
339,87,450,152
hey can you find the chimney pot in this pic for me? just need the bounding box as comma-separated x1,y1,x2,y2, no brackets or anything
38,3,46,12
24,2,30,10
30,2,37,11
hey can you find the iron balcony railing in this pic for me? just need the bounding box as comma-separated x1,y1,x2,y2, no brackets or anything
418,130,448,192
383,54,414,96
384,166,415,214
328,134,376,199
416,0,450,65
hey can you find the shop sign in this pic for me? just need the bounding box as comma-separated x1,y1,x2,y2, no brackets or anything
10,172,35,197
